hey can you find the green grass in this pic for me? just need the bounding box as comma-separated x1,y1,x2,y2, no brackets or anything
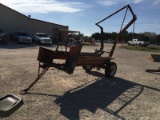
121,45,160,53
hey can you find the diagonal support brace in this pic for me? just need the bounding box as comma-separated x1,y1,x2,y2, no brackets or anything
20,67,49,94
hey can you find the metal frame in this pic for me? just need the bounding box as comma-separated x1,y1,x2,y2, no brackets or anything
96,4,137,57
77,4,137,69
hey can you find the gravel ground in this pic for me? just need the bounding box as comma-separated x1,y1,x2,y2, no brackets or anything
0,41,160,120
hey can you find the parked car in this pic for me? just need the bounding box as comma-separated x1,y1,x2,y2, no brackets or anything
128,39,149,47
31,33,52,45
104,39,114,43
10,32,32,44
96,39,100,43
0,30,7,44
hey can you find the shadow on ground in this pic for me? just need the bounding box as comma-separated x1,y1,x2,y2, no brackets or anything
54,76,160,120
21,67,160,119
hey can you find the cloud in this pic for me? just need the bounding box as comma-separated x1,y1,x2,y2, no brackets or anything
132,0,143,3
0,0,89,13
98,0,118,6
153,0,160,5
97,0,119,6
97,0,143,6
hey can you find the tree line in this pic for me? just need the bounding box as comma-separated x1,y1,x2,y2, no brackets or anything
91,31,160,44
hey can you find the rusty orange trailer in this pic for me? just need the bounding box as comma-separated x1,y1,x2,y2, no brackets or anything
21,4,137,94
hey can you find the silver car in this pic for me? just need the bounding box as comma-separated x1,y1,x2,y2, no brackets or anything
10,32,32,44
32,33,52,45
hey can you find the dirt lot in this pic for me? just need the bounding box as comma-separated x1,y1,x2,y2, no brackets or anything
0,41,160,120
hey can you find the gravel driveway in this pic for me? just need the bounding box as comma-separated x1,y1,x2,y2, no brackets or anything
0,41,160,120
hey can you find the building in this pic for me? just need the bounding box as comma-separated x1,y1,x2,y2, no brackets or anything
0,3,71,43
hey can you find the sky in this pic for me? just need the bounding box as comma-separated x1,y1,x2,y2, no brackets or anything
1,0,160,36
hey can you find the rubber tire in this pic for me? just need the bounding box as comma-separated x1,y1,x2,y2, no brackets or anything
105,62,117,77
82,65,93,72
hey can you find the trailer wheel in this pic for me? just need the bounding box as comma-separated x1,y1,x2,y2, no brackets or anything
105,62,117,77
82,65,93,72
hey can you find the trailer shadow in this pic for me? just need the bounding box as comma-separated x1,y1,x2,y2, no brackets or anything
23,70,160,119
145,71,160,75
85,70,105,77
54,77,160,120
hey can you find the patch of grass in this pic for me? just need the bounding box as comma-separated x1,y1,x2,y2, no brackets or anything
121,45,160,52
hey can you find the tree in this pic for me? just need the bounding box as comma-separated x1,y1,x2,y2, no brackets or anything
91,31,160,44
119,31,128,42
155,34,160,45
71,33,84,41
91,32,100,40
143,32,157,43
83,36,89,42
111,32,118,40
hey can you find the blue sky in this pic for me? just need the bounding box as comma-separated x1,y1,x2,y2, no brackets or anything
1,0,160,36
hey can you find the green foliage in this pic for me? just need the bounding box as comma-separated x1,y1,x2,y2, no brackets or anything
91,32,100,40
91,31,160,44
156,35,160,45
121,45,160,52
72,33,84,39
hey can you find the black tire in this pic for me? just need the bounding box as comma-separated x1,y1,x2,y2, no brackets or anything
105,62,117,77
82,65,93,72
